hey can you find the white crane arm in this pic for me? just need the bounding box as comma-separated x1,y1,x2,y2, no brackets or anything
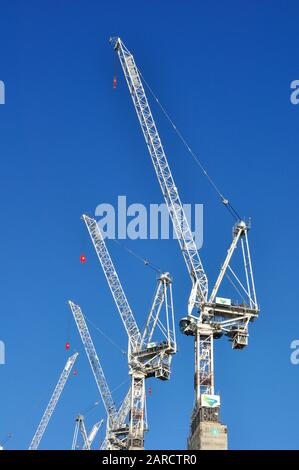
29,353,78,450
115,388,131,428
141,273,174,348
82,214,141,349
79,417,89,450
111,37,208,306
68,301,117,423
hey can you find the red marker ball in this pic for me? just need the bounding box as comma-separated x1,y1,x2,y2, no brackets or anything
73,369,77,376
80,254,86,264
65,342,70,350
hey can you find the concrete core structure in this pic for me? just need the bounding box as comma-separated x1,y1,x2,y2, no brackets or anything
188,406,228,450
188,421,228,450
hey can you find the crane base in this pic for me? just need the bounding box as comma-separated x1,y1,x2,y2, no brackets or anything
188,421,228,450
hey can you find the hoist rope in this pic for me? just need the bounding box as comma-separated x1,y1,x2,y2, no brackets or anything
84,313,127,355
111,377,130,394
137,68,242,222
82,376,130,415
225,272,246,304
111,237,162,274
81,400,101,415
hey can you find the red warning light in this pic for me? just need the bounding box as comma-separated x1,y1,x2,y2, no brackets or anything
80,254,86,264
65,342,70,350
113,76,117,89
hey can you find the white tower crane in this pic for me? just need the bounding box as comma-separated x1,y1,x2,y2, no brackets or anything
68,300,130,450
72,415,104,450
29,352,78,450
110,37,259,449
82,214,176,449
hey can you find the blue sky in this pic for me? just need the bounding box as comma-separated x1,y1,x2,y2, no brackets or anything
0,0,298,450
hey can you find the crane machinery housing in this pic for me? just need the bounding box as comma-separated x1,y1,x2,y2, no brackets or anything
82,214,177,449
110,37,259,450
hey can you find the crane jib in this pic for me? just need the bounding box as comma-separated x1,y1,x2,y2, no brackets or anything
68,301,118,423
82,214,142,348
114,38,208,306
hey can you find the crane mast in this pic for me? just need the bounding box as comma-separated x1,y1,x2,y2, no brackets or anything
111,37,259,450
29,353,78,450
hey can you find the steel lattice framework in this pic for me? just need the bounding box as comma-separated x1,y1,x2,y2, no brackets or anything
111,37,259,447
82,214,142,351
69,301,117,422
29,353,78,450
110,38,208,309
141,272,175,348
72,415,103,450
82,214,176,449
68,301,130,449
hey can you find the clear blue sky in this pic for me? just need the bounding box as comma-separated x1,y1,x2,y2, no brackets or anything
0,0,298,450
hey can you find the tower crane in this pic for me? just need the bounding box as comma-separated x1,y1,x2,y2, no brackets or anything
68,300,130,449
82,214,176,449
72,415,104,450
110,37,259,449
29,353,78,450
